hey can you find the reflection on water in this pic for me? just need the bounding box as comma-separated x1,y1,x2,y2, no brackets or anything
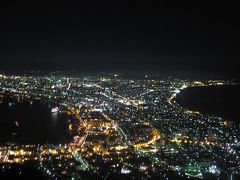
51,112,59,127
0,97,71,145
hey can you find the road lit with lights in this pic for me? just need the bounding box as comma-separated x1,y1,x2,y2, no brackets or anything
0,73,240,179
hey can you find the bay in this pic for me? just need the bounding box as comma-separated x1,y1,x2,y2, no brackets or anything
176,85,240,122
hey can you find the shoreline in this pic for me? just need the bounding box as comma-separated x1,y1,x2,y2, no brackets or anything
173,84,240,122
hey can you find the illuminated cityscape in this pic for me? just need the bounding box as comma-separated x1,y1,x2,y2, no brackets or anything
0,73,239,179
1,1,240,179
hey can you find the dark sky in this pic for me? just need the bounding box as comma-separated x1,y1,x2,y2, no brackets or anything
0,1,239,77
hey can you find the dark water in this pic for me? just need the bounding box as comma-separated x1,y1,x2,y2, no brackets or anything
0,98,70,145
176,85,240,122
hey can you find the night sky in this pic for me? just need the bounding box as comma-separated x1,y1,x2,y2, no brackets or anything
0,2,239,77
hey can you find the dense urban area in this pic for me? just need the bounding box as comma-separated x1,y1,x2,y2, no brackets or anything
0,73,240,179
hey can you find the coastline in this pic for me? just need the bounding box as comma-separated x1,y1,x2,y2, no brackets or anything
174,84,240,122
